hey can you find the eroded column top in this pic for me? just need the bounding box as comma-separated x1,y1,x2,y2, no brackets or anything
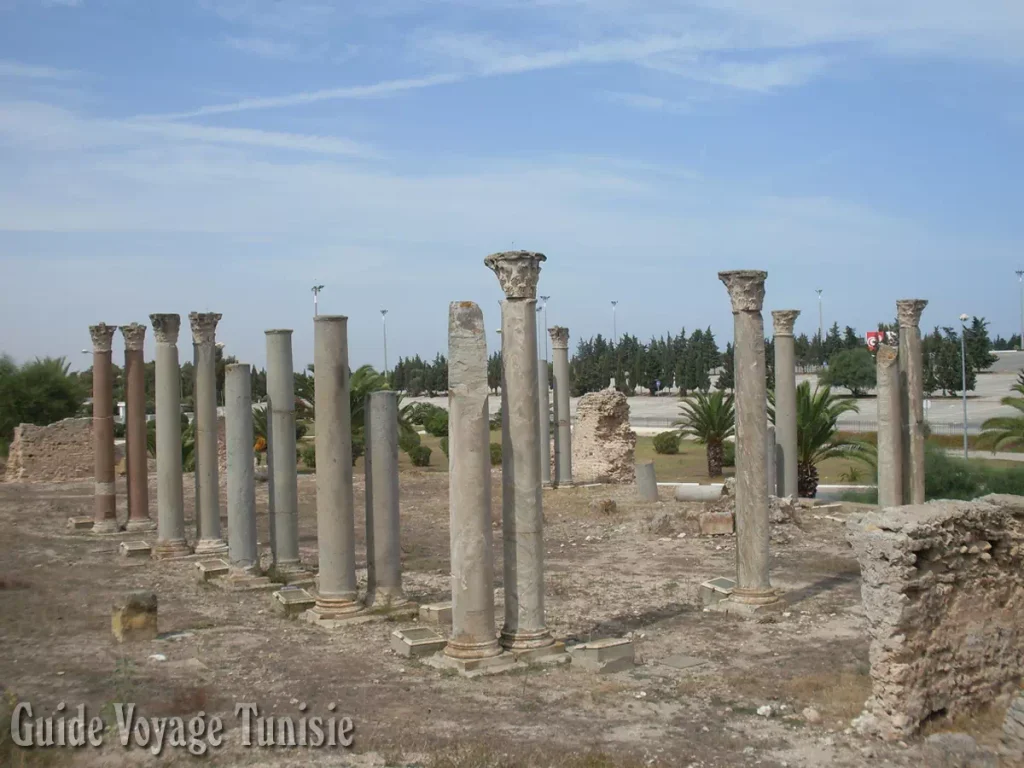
265,328,293,337
896,299,928,328
449,301,487,390
120,322,147,351
149,314,181,344
89,323,117,353
548,326,569,349
484,250,546,299
718,270,767,313
876,343,899,369
771,309,800,336
189,312,222,345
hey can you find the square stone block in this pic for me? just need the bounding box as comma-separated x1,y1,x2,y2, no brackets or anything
569,638,635,673
699,510,734,536
419,602,453,626
509,641,569,666
272,587,316,617
119,541,152,559
112,592,158,643
699,576,736,606
67,516,94,531
423,651,524,678
194,559,230,582
390,627,447,658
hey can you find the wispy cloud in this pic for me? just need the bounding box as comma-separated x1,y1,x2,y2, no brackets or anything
600,91,690,113
225,36,299,59
41,0,83,6
0,60,78,80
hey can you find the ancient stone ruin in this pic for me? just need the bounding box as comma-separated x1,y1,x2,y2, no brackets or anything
572,388,636,484
4,418,112,482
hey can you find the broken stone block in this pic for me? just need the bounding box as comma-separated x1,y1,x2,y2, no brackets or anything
568,638,635,673
118,541,152,559
418,602,453,626
112,592,158,643
699,510,734,536
922,733,997,768
589,498,618,515
271,586,316,617
699,576,735,606
390,627,447,658
673,484,723,502
194,559,230,582
66,516,94,531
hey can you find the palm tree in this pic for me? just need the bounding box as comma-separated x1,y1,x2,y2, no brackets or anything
146,416,196,471
978,373,1024,451
675,390,735,477
793,381,863,497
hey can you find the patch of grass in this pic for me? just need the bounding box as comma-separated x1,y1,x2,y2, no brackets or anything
781,669,872,721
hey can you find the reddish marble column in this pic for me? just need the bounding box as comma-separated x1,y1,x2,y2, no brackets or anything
90,323,118,534
121,323,155,532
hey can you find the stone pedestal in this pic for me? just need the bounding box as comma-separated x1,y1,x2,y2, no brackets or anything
538,358,551,486
149,314,190,559
445,301,504,663
225,364,258,569
897,299,928,505
189,312,227,555
717,270,782,612
636,461,658,501
266,329,301,568
549,326,573,486
121,323,155,532
485,251,556,653
366,390,408,608
90,323,118,534
308,317,362,619
876,343,904,508
771,310,800,498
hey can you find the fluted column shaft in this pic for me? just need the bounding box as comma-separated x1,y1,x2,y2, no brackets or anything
150,314,189,558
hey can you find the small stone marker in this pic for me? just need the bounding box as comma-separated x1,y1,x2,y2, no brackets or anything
194,559,230,582
112,592,158,643
418,602,453,626
658,654,707,670
699,510,734,536
272,586,316,617
118,541,152,559
391,627,447,658
568,637,635,673
66,516,94,531
699,576,735,606
636,462,658,502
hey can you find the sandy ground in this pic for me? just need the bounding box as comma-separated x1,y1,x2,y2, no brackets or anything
0,469,1010,767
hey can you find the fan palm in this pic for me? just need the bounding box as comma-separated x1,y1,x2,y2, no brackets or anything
978,375,1024,451
675,390,735,477
794,381,863,497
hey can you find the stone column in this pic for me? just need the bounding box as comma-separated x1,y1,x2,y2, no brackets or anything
445,301,502,661
719,270,780,610
636,461,658,501
189,312,227,554
771,310,800,499
266,329,301,568
366,390,406,607
309,317,361,615
897,299,928,505
876,344,904,508
90,324,118,533
225,363,257,569
765,423,777,497
538,358,551,486
150,314,190,558
485,250,554,652
120,323,155,532
549,326,572,486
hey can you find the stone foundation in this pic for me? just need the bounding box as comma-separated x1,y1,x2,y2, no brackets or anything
571,389,636,484
4,418,123,482
847,494,1024,739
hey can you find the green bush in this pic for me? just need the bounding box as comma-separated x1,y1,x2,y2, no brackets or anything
489,407,503,430
408,402,445,426
408,445,432,467
652,431,679,455
723,441,736,467
352,432,365,466
295,421,309,441
425,410,449,438
489,442,502,466
440,436,449,457
113,421,127,439
398,430,422,454
300,442,316,469
915,443,1024,501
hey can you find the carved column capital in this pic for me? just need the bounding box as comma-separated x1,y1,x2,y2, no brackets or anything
896,299,928,329
89,323,117,353
771,309,800,336
548,326,569,350
149,314,181,344
119,323,147,351
718,270,767,313
189,312,222,346
484,250,546,299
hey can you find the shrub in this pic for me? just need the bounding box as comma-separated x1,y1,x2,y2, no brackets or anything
489,442,502,466
425,410,449,438
408,402,445,426
652,431,679,455
489,407,503,430
408,445,432,467
113,422,126,439
352,432,365,465
295,421,309,441
440,436,449,457
723,441,736,467
398,430,422,454
300,442,316,469
821,348,876,396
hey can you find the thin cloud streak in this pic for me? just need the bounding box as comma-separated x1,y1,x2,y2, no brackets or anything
0,60,78,79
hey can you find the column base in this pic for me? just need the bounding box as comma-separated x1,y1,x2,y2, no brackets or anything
426,650,523,678
311,594,366,619
125,519,157,532
194,538,228,555
500,627,557,652
91,519,120,535
151,539,193,560
444,637,504,661
709,590,786,618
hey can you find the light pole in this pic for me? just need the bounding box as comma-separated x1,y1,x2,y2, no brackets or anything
1016,270,1024,349
380,309,389,375
611,300,618,345
539,295,550,359
960,313,969,460
311,284,324,317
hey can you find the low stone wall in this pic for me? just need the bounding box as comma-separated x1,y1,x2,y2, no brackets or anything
847,494,1024,739
572,388,636,484
5,418,115,482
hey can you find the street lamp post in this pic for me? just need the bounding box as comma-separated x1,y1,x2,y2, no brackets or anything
1016,271,1024,349
380,309,389,376
611,301,618,345
539,295,551,359
960,313,969,460
311,284,324,317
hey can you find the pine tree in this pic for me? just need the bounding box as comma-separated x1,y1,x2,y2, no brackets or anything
715,342,735,391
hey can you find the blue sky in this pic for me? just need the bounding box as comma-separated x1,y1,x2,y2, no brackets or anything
1,0,1021,371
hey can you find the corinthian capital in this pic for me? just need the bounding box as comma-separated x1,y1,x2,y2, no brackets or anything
718,270,767,313
89,323,117,353
896,299,927,329
119,323,147,352
771,310,800,336
548,326,569,350
189,312,222,345
149,314,181,344
484,250,546,299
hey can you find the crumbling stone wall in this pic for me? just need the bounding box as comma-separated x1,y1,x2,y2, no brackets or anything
4,418,124,482
572,388,636,484
847,494,1024,739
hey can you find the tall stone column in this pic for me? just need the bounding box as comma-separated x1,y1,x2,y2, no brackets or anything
445,301,502,661
90,323,118,533
121,323,155,532
365,391,406,607
897,299,928,505
189,312,227,554
485,250,554,653
150,314,190,558
225,363,257,569
538,359,551,486
771,310,800,499
718,270,781,611
266,329,301,567
549,326,572,487
876,344,904,508
765,423,777,497
309,316,362,617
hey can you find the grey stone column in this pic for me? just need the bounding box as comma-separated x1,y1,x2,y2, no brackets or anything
771,310,800,498
189,312,227,554
445,301,502,660
226,363,257,569
876,343,904,508
765,423,777,497
485,250,554,652
266,329,301,567
150,314,190,558
90,323,118,533
366,390,406,607
121,323,155,532
309,317,361,615
897,299,928,505
719,270,780,608
636,461,658,501
549,326,572,486
538,359,551,486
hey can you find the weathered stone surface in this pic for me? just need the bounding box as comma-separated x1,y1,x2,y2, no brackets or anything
847,495,1024,739
589,498,618,515
921,733,997,768
572,389,636,484
568,638,635,673
4,418,123,483
1003,690,1024,757
699,510,734,536
112,592,158,643
483,250,545,299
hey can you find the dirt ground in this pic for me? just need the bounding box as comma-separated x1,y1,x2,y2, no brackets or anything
0,468,1009,767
